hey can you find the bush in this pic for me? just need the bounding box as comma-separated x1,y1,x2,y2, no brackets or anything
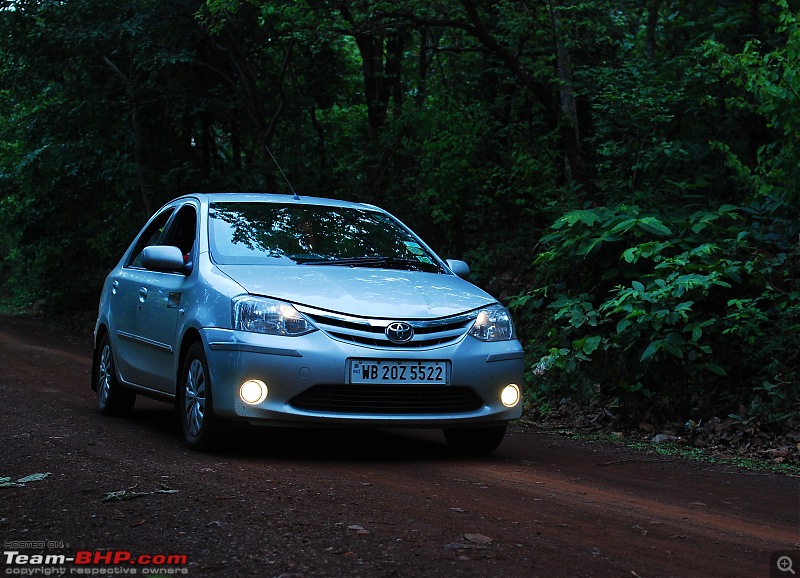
511,198,799,422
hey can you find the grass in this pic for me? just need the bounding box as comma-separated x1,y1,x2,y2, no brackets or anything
549,428,800,476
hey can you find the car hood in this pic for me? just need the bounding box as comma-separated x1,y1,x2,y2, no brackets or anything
216,264,496,318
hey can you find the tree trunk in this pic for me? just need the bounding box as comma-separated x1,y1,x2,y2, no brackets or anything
548,0,584,188
416,27,431,106
353,31,389,138
646,0,662,60
102,56,152,216
386,29,406,117
458,0,591,194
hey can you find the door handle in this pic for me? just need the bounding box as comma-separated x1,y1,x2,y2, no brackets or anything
138,287,148,302
111,280,119,295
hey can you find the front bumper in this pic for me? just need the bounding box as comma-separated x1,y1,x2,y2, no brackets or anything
201,327,524,427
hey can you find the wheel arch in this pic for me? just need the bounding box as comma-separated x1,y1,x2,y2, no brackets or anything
177,327,204,389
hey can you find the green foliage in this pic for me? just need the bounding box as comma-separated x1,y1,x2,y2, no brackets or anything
0,0,797,425
506,0,800,425
514,196,798,420
705,0,800,202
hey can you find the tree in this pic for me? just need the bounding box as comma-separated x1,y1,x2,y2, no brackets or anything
0,0,796,425
511,0,799,423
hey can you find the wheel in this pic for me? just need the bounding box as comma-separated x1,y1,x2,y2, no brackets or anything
95,333,136,416
443,424,507,454
179,342,218,450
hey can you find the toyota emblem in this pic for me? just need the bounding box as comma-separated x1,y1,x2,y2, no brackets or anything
385,322,414,344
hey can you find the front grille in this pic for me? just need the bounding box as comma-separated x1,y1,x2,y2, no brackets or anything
290,384,484,414
296,305,478,349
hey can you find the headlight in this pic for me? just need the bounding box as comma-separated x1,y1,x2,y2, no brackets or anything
468,304,516,341
233,296,317,336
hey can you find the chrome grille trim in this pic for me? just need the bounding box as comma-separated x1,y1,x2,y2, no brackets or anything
295,305,480,349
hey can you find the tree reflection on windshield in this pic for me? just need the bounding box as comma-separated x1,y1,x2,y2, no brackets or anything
209,202,438,269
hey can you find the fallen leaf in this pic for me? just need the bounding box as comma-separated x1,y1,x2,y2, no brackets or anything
16,472,52,483
652,434,679,444
102,490,149,502
102,485,177,502
465,533,493,544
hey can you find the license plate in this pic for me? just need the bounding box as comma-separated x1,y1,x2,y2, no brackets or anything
349,359,449,385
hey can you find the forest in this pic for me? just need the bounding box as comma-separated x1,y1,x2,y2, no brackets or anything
1,0,797,435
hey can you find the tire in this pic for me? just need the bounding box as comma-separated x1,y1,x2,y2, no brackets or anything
95,334,136,416
179,342,218,451
443,424,507,455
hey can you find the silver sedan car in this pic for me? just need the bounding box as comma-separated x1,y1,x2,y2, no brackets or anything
92,193,524,452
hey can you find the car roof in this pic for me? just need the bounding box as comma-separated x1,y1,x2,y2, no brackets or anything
174,192,381,212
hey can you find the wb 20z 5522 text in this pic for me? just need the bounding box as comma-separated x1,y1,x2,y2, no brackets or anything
350,360,448,384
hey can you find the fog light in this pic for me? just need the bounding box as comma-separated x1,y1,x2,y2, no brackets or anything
501,383,520,407
240,379,268,405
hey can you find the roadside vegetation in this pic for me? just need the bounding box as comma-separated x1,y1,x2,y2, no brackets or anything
0,1,796,463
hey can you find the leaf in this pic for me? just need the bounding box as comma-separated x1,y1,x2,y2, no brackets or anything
640,340,660,361
622,247,638,263
705,364,728,376
102,489,150,502
508,294,533,309
553,209,599,229
637,217,673,236
464,533,493,544
549,296,573,309
661,341,684,359
610,218,639,235
576,237,603,256
582,335,602,354
632,280,645,292
15,472,52,484
664,332,685,345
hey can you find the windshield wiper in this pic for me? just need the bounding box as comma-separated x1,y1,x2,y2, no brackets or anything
296,256,441,273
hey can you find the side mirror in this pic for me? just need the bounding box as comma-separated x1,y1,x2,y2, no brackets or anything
446,259,471,280
141,245,186,273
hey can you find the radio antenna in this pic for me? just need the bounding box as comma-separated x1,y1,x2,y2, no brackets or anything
265,143,301,200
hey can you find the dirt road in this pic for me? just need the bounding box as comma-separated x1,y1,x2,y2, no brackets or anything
1,315,798,577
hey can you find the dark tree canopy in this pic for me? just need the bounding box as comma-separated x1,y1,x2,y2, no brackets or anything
1,0,797,423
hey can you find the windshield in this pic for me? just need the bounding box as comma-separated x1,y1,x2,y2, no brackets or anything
209,201,442,271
